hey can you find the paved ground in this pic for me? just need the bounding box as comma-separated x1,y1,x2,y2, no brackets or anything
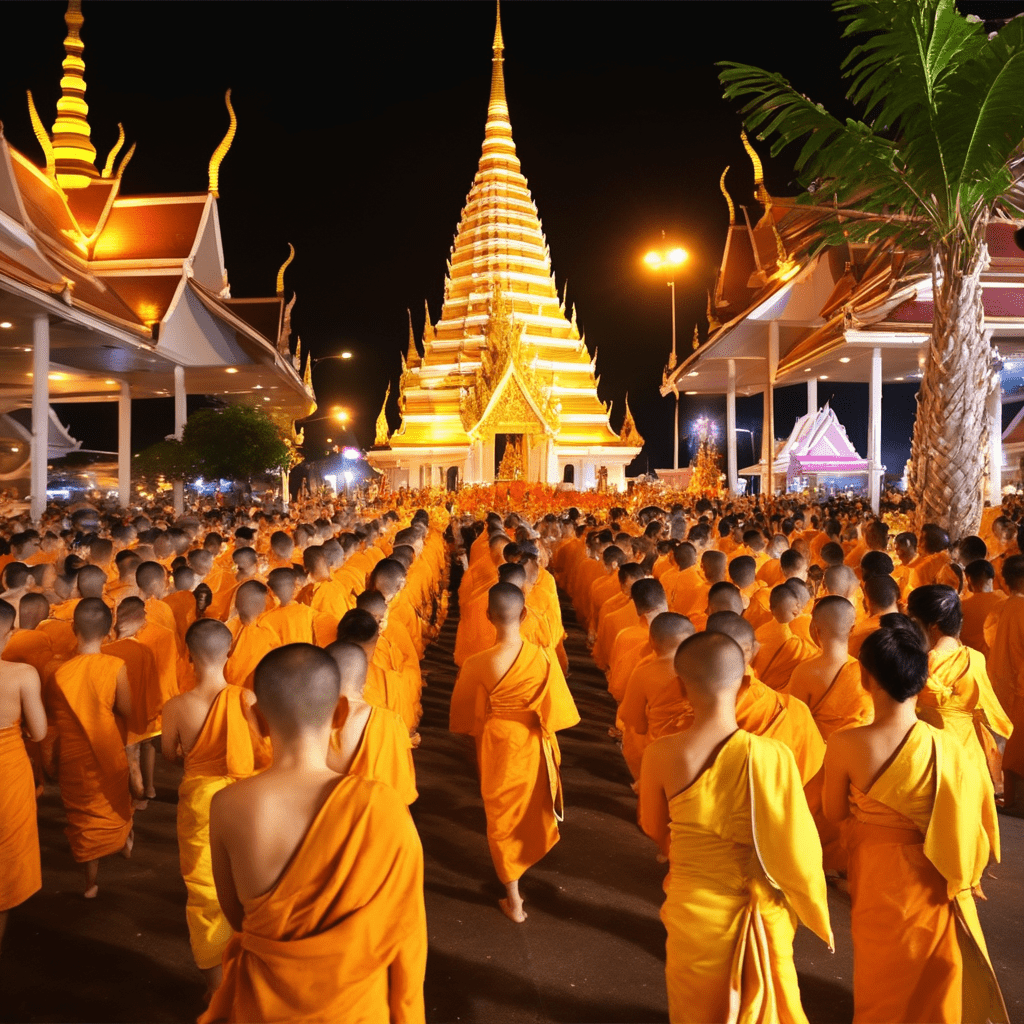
2,594,1022,1023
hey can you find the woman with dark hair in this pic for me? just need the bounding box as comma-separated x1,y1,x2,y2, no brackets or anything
823,615,1006,1024
906,585,1012,792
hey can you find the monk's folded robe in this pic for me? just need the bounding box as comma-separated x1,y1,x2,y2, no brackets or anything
2,629,54,675
659,730,832,1024
986,591,1024,717
753,620,817,692
103,637,163,745
200,775,427,1024
919,642,1012,792
591,593,634,672
330,703,418,805
259,602,316,646
50,653,133,862
178,685,270,971
846,720,1007,1024
618,654,676,779
224,621,278,691
0,721,41,911
450,640,580,884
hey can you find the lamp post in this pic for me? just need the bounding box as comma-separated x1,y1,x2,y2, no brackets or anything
735,427,757,493
644,241,688,470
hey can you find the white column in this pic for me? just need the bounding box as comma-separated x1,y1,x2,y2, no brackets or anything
761,323,779,496
30,315,50,524
173,365,186,515
807,376,817,414
988,371,1002,505
546,437,558,484
280,464,290,510
868,346,882,513
118,382,131,509
726,359,738,494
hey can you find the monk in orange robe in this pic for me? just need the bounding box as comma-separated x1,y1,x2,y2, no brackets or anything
260,567,316,645
162,619,270,997
202,644,426,1024
986,554,1024,717
2,592,54,676
225,581,277,691
729,555,772,628
585,545,628,636
135,561,185,655
752,584,817,691
824,618,1007,1023
606,578,667,702
640,632,832,1024
591,565,646,672
49,599,134,897
450,583,579,922
960,559,1006,660
848,574,899,657
326,640,417,805
823,564,867,625
0,599,47,950
162,565,199,647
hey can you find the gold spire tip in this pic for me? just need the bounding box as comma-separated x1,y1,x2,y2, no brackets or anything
27,91,55,179
276,243,295,296
719,166,735,226
493,0,504,53
101,123,125,178
52,0,97,189
208,89,236,198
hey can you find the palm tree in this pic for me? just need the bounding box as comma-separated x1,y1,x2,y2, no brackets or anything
719,0,1024,538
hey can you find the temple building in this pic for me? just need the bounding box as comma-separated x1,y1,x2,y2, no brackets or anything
0,1,313,518
367,8,641,492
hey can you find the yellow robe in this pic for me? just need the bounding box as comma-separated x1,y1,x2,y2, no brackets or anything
753,620,816,692
260,602,316,646
657,730,832,1023
102,637,163,745
0,722,41,911
846,721,1007,1023
225,621,278,691
330,703,417,805
984,592,1024,720
200,776,427,1024
960,591,1006,659
177,686,270,970
450,640,580,884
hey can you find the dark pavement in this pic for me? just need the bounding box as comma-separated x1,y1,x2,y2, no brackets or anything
2,594,1022,1024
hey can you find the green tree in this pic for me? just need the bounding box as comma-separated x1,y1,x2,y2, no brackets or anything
719,1,1024,537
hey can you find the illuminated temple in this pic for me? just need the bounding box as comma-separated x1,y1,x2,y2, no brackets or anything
368,8,642,492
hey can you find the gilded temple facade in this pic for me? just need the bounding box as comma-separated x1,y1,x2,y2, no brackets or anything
367,8,641,492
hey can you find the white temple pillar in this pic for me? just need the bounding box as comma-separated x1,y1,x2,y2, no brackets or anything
726,359,738,494
30,314,50,524
118,382,131,509
807,376,817,414
868,347,882,513
173,365,186,515
760,323,779,497
546,437,558,485
988,370,1002,505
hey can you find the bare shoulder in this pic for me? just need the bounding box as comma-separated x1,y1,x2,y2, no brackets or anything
241,688,258,708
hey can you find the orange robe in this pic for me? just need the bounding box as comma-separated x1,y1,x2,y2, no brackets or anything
103,637,163,745
618,656,678,779
607,625,651,703
742,582,772,629
260,602,317,646
450,640,580,884
50,653,133,862
136,619,179,713
586,572,620,632
306,577,356,625
145,596,182,654
2,629,54,675
330,703,417,805
982,592,1024,723
666,565,702,616
753,620,816,691
0,721,41,911
848,613,882,658
162,589,196,646
37,618,77,661
960,590,1007,660
225,621,279,691
178,686,270,970
200,776,427,1024
572,559,605,625
846,721,1006,1023
592,597,636,673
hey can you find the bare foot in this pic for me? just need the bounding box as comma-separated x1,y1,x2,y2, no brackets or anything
121,830,134,859
144,787,157,800
133,798,149,811
410,732,422,749
128,761,144,800
83,884,99,899
499,897,527,923
607,727,622,739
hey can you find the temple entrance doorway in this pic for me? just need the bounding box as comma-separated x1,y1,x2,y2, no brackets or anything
563,464,575,485
446,466,459,491
494,433,525,480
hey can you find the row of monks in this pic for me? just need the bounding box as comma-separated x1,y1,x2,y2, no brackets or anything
0,492,1020,1022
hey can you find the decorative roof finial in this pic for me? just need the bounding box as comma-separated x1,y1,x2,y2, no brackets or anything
692,324,700,351
719,166,735,226
276,243,295,296
405,309,420,367
101,123,125,178
208,89,236,198
51,0,98,189
375,382,392,446
26,92,55,179
487,1,509,130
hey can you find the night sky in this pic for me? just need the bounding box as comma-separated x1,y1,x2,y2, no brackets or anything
2,1,1022,477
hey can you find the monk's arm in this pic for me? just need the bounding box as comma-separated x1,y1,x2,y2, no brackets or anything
20,665,47,742
822,735,852,823
113,664,132,724
160,699,183,766
638,744,671,855
209,792,245,932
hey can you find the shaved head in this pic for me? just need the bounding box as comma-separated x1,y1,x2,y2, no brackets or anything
824,565,858,600
116,596,146,627
267,568,297,603
707,581,744,616
631,578,667,616
487,582,526,625
812,595,856,639
0,598,15,635
233,547,259,572
673,632,745,700
705,610,756,665
649,612,695,657
337,608,380,647
701,550,728,583
74,597,112,641
497,563,527,590
326,640,369,695
77,564,108,598
135,561,166,597
355,589,387,619
18,592,49,630
185,618,232,664
236,580,270,623
254,644,340,735
369,559,406,598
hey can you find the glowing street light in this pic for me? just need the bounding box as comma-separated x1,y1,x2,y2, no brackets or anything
644,236,690,469
333,408,350,424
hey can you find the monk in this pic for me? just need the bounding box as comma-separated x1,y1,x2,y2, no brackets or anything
640,632,832,1023
752,584,817,691
607,578,668,703
225,581,277,691
135,561,182,653
325,640,417,805
959,559,1006,660
260,567,316,645
449,583,580,922
729,555,771,628
824,617,1007,1023
2,592,54,675
49,598,134,898
0,599,47,951
162,619,269,997
203,644,426,1024
983,553,1024,723
592,563,647,672
848,574,899,657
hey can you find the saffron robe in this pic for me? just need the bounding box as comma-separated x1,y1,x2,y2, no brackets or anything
846,721,1007,1024
136,619,179,712
2,628,54,675
259,602,316,646
586,572,622,633
960,591,1006,659
619,655,678,778
450,640,580,884
178,686,270,970
330,703,418,805
593,598,637,674
225,621,278,691
200,776,427,1024
786,656,873,742
753,620,816,692
102,637,163,745
0,722,41,911
50,653,133,862
607,624,651,702
984,592,1024,719
653,730,832,1024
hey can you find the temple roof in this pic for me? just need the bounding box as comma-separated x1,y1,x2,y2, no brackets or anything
387,6,634,452
739,402,869,476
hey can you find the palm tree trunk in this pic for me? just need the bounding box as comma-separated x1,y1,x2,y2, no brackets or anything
909,241,991,539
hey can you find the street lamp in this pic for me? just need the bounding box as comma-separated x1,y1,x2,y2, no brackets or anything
644,239,689,470
735,428,757,492
312,351,354,365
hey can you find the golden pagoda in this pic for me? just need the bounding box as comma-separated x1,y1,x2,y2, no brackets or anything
367,4,641,492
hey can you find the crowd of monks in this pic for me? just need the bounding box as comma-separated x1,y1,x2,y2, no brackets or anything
0,488,1020,1022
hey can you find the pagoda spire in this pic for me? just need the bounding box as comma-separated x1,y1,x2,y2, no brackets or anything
52,0,98,189
482,1,516,171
